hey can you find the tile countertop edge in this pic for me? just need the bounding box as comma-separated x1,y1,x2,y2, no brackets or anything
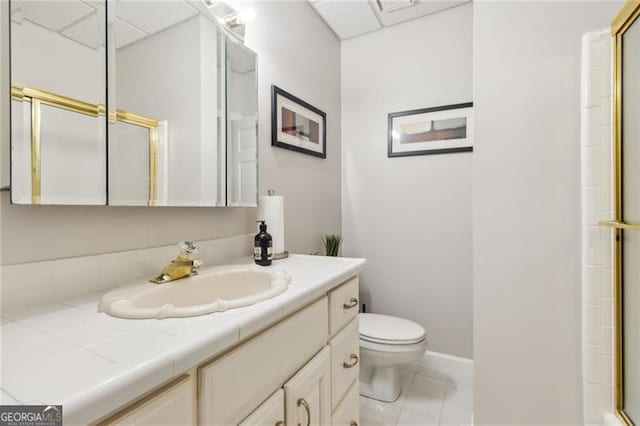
60,255,367,425
64,352,177,425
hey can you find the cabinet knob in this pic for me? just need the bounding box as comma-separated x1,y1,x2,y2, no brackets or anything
297,398,311,426
343,298,358,309
343,353,359,368
350,422,358,426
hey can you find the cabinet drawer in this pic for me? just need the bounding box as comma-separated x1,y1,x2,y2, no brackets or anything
199,297,328,425
329,318,359,408
332,381,360,426
239,389,284,426
99,375,194,426
328,276,359,335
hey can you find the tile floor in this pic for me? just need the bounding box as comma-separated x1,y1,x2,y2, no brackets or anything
360,352,473,426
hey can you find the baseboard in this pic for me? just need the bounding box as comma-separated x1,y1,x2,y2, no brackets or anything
425,350,474,365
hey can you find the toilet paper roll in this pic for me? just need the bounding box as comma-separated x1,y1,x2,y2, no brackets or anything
258,194,285,255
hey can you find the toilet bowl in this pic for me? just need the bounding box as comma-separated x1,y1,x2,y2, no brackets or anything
359,313,427,402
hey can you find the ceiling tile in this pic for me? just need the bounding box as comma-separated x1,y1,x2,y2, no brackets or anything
10,3,22,15
313,0,381,40
61,9,105,49
114,17,148,49
115,0,198,35
376,0,414,13
21,0,95,32
371,0,468,27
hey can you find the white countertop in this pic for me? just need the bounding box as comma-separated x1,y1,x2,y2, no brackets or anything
0,255,366,425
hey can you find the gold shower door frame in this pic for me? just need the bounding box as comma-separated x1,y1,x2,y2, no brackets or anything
11,86,159,205
601,2,640,424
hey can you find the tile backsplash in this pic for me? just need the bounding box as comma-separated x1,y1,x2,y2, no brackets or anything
0,234,253,312
580,28,615,425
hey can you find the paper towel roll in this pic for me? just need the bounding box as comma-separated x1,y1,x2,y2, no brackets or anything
258,194,285,255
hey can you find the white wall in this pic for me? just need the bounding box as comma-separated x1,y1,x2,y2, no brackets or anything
473,1,622,423
341,4,473,358
0,1,341,265
241,0,342,255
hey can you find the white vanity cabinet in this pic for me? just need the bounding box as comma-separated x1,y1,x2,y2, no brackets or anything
237,348,332,426
199,297,329,425
329,277,359,335
329,319,360,409
331,382,360,426
283,347,332,426
239,390,284,426
98,276,360,426
98,375,196,426
327,277,360,426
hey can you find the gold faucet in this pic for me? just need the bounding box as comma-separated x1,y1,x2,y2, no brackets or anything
150,241,204,284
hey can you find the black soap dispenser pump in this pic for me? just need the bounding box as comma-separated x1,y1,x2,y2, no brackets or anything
254,221,273,266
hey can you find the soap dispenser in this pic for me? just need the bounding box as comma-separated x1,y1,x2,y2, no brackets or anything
254,221,273,266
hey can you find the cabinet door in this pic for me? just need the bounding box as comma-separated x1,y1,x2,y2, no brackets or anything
100,375,194,426
239,389,285,426
332,381,360,426
284,347,331,426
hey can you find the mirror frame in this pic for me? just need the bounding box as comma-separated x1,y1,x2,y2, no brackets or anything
611,1,640,424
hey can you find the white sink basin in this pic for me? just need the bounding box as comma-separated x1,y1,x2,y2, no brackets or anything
98,265,291,319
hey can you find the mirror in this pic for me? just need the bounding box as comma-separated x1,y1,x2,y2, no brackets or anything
10,0,107,205
8,0,258,207
109,0,226,207
614,3,640,424
226,38,257,207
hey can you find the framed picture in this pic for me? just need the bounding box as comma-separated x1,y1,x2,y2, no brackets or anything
271,85,327,159
388,102,473,157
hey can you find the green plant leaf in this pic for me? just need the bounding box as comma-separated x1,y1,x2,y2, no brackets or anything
322,234,342,256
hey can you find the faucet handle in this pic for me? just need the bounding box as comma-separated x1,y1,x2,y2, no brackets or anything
179,241,198,259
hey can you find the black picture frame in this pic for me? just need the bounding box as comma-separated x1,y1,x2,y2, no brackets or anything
271,85,327,159
387,102,474,158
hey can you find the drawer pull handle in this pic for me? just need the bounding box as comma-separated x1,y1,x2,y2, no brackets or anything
350,422,358,426
275,422,285,426
297,398,310,426
343,353,359,368
343,298,358,309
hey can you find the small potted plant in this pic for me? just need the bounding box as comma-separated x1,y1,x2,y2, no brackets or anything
322,234,342,257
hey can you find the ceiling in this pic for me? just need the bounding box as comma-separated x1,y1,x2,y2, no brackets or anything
308,0,470,40
13,0,471,49
11,0,202,50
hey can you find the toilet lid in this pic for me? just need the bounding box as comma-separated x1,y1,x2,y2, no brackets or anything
359,313,426,345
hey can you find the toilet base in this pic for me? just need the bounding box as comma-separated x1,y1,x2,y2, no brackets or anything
359,363,402,402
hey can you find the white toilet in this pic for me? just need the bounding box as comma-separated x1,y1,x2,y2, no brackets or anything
358,313,427,402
